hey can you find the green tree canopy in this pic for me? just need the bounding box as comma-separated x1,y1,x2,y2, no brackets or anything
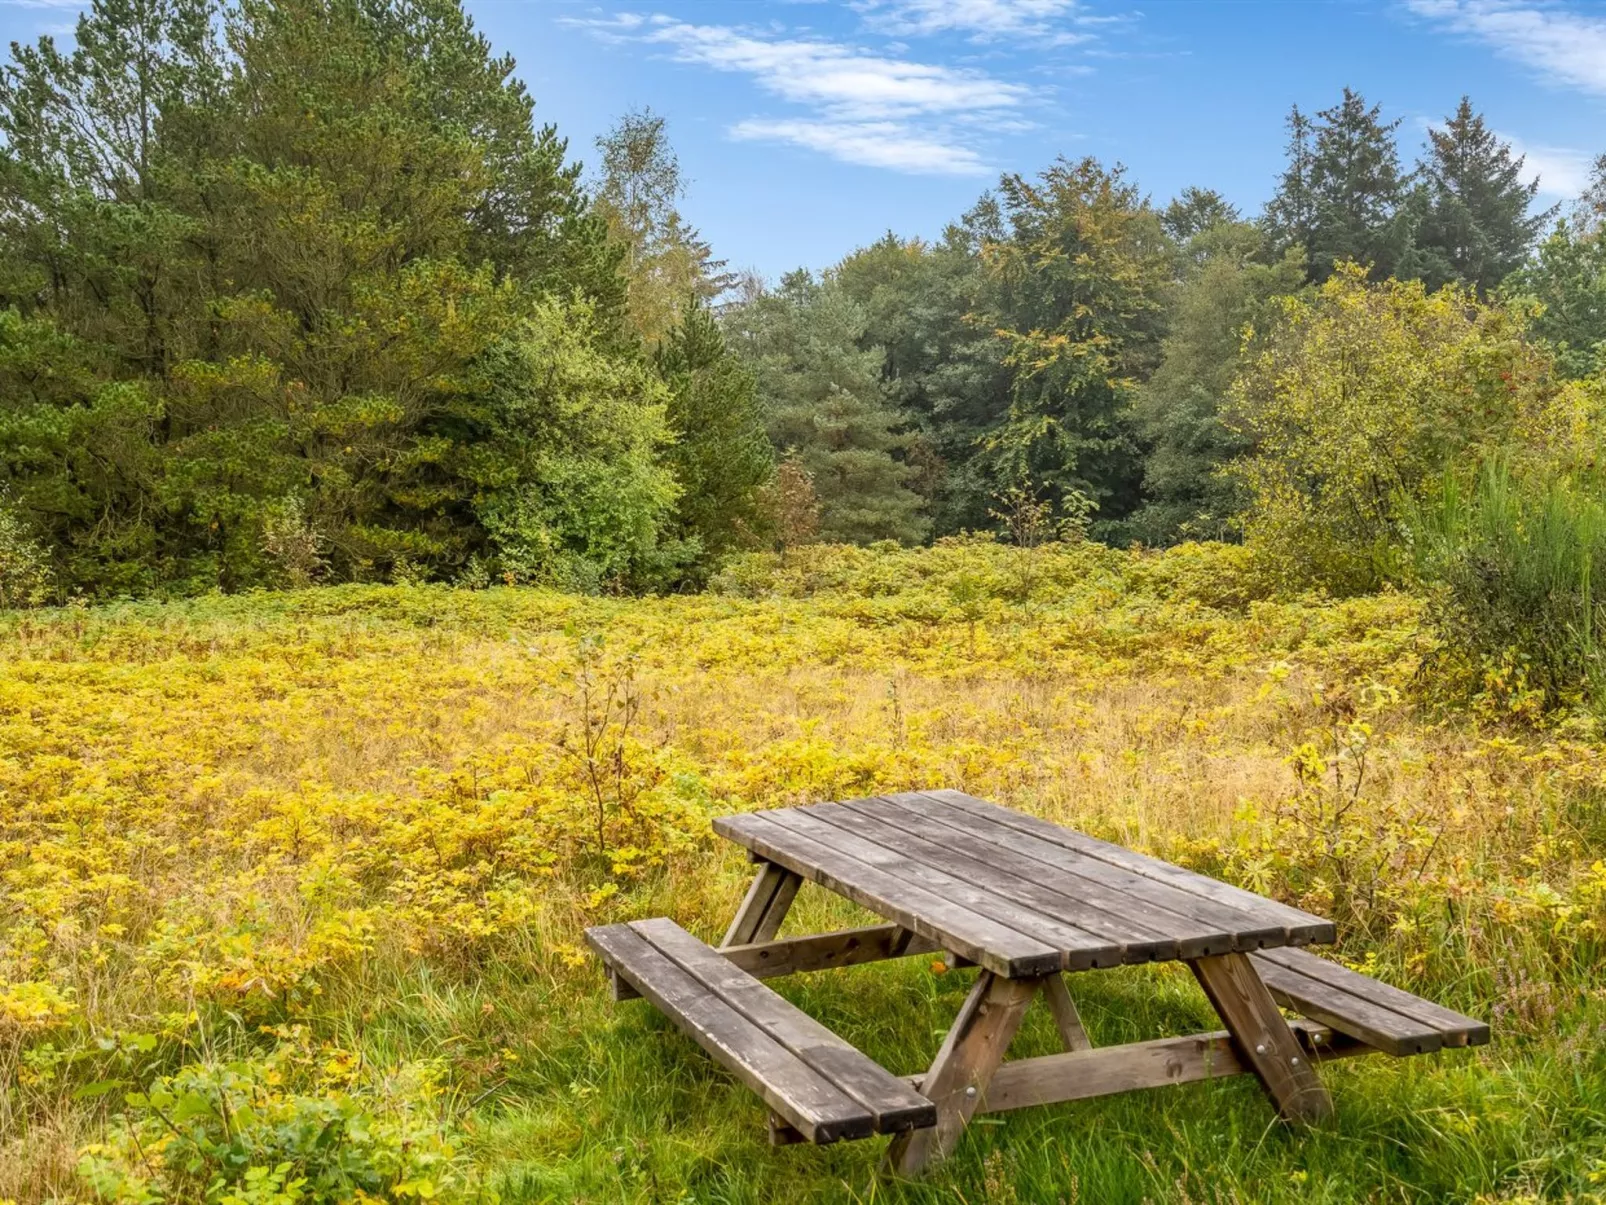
0,0,692,596
834,224,1010,535
1229,264,1575,592
978,156,1171,524
1506,221,1606,380
1123,220,1307,545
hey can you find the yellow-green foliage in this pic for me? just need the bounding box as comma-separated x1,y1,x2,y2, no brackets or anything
3,540,1605,1200
1230,263,1594,593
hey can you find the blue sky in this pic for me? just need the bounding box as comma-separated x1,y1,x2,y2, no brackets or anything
4,0,1603,277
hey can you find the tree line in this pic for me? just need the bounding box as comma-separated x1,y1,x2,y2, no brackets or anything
1,0,1603,603
734,90,1605,557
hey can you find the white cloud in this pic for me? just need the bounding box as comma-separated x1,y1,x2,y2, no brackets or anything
606,15,1031,119
1502,133,1593,198
1405,0,1606,94
731,118,992,175
567,13,1037,175
857,0,1095,43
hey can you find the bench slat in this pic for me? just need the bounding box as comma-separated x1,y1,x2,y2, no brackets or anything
1256,947,1490,1048
631,918,936,1134
1252,948,1488,1056
585,923,874,1142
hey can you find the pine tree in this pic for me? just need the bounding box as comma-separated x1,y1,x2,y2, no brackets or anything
0,0,655,594
729,271,927,546
1415,97,1550,293
1263,107,1317,262
1266,89,1414,281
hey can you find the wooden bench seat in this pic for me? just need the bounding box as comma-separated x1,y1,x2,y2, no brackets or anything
586,917,937,1144
1252,947,1490,1057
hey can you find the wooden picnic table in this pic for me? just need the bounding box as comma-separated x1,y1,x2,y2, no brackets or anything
589,789,1488,1176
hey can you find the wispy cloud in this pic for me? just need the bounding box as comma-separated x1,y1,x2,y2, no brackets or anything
1405,0,1606,95
856,0,1096,44
577,14,1030,119
568,12,1036,175
731,118,991,175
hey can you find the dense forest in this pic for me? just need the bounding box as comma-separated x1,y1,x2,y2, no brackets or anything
1,0,1604,621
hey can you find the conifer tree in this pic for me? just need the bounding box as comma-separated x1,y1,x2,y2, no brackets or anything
730,271,927,545
1415,97,1549,293
655,299,773,565
1266,89,1414,281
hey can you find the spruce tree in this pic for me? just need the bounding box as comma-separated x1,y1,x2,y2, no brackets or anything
1266,89,1414,281
1415,97,1549,293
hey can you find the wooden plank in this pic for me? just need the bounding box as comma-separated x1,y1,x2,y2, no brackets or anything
1254,957,1442,1057
722,923,942,980
1191,952,1334,1124
768,808,1124,971
722,862,802,948
853,796,1236,960
1255,948,1489,1048
1040,973,1091,1051
715,811,1064,977
816,800,1183,963
914,790,1335,946
885,972,1039,1177
968,1021,1372,1114
633,919,936,1134
880,792,1274,955
584,923,873,1142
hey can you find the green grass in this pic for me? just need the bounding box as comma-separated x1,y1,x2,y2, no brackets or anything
318,889,1606,1204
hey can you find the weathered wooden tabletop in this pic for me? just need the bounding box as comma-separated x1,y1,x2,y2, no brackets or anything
712,789,1336,979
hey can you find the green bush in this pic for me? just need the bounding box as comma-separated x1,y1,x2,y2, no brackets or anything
77,1047,488,1205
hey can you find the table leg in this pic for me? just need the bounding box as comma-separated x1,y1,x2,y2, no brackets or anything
886,971,1040,1177
1190,952,1333,1124
1041,973,1091,1051
721,862,802,948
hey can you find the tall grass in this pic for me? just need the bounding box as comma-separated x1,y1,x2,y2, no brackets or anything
1413,460,1606,710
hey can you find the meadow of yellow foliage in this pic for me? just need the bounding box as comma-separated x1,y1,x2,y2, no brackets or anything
3,538,1604,1201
